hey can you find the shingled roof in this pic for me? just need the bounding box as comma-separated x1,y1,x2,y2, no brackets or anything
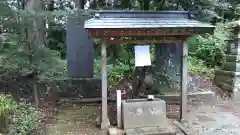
84,10,215,29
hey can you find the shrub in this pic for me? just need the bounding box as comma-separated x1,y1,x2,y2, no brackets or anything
94,58,134,86
0,94,16,119
0,94,41,135
0,94,17,132
188,23,231,67
188,56,214,76
8,103,42,135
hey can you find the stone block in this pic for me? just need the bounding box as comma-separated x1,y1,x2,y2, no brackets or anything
226,39,239,55
214,70,240,93
224,55,240,62
217,82,234,92
122,98,167,130
232,90,240,101
215,69,240,77
108,128,124,135
188,91,215,104
221,62,240,72
214,74,234,86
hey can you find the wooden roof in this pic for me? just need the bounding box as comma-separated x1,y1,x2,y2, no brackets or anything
84,10,215,37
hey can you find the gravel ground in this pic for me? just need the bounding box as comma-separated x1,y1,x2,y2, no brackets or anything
46,102,184,135
47,103,107,135
182,99,240,135
45,75,237,135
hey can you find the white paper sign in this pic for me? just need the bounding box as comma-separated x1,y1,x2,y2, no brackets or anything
134,45,151,67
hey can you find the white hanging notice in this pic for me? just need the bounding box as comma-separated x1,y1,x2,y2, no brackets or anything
134,45,151,67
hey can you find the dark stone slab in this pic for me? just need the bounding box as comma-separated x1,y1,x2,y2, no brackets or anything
0,76,102,100
54,78,101,98
66,14,94,78
155,44,181,90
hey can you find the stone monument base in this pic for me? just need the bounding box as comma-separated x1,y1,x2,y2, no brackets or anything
214,69,240,100
121,98,176,135
122,98,168,130
125,126,176,135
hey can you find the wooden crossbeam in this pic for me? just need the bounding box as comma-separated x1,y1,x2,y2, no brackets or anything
88,28,199,37
102,39,183,45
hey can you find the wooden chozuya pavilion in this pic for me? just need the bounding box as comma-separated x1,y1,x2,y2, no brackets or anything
84,10,215,129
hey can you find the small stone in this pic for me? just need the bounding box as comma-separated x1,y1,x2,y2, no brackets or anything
109,128,118,135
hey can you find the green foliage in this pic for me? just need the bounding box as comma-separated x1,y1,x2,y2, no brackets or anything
8,103,41,135
0,94,16,120
188,56,214,76
0,94,41,134
94,57,134,86
188,23,231,67
108,59,134,86
0,34,65,79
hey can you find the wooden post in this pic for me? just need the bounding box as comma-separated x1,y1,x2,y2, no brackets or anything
101,43,109,129
180,41,188,121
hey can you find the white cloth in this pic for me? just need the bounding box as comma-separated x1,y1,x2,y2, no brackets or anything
134,45,151,67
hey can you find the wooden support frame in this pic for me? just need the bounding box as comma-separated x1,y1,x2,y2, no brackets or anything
95,29,192,130
84,10,215,131
99,38,189,127
180,40,188,121
102,39,183,45
101,43,109,129
101,36,188,45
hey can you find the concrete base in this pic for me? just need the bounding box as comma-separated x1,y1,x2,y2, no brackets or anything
96,116,110,130
108,128,124,135
109,127,176,135
122,98,167,130
125,127,176,135
101,119,110,130
232,90,240,101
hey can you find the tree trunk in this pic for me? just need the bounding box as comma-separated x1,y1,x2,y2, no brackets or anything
0,117,7,133
132,67,146,97
25,0,45,48
24,0,45,106
75,0,85,9
33,73,40,106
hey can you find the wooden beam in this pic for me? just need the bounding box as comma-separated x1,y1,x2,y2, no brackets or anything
101,43,109,129
180,41,188,121
88,28,199,37
102,39,183,45
173,120,194,135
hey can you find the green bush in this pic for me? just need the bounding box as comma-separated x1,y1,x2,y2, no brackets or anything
0,94,17,132
94,58,134,86
188,56,214,76
188,23,231,67
0,94,16,119
0,94,41,135
8,103,41,135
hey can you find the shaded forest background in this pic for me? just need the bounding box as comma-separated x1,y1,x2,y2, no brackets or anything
0,0,239,100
